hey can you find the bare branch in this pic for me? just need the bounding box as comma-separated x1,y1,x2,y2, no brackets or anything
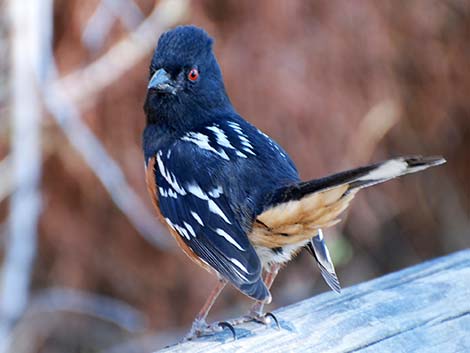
37,0,179,250
103,0,144,29
6,288,147,353
43,75,174,250
0,0,46,347
0,156,12,203
82,0,145,53
82,2,116,53
54,0,189,108
26,287,146,332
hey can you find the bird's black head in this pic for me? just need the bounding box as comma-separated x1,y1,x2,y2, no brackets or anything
144,25,231,130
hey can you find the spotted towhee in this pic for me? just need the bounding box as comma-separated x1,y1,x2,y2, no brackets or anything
143,25,445,339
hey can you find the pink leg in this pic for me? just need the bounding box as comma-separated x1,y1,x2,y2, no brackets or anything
184,278,227,340
229,263,281,326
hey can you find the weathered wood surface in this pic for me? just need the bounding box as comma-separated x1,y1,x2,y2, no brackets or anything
158,250,470,353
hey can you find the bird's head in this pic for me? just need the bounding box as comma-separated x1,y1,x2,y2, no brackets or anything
144,26,231,128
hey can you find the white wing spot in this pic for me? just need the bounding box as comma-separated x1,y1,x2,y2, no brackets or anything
176,225,190,240
215,228,244,251
167,189,178,199
232,269,249,282
170,173,185,194
208,200,231,224
208,186,223,198
181,132,230,161
187,184,231,224
165,218,191,240
230,258,249,273
239,135,251,144
242,147,256,156
184,222,196,237
191,211,204,226
187,183,209,200
156,154,187,195
228,122,256,156
235,150,247,158
228,121,243,132
158,187,168,197
164,218,175,231
217,149,230,160
207,125,235,149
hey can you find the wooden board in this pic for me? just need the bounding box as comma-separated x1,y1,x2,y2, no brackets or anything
158,249,470,353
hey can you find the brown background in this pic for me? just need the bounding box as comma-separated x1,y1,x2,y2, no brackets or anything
1,0,469,352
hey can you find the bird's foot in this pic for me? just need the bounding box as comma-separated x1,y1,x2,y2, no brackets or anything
183,318,236,341
229,310,280,329
252,311,280,328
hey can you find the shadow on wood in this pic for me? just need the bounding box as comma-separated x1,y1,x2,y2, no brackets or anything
158,249,470,352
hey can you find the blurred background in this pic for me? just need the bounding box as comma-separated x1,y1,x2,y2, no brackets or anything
0,0,469,352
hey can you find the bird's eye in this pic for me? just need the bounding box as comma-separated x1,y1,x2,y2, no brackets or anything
188,68,199,82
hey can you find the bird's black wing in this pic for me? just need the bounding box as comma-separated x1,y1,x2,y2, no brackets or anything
147,137,270,301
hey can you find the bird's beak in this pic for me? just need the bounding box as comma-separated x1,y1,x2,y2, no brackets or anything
148,68,176,94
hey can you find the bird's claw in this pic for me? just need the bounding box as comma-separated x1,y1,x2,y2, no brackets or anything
183,319,211,341
251,311,280,329
228,311,280,330
183,319,237,341
218,321,237,340
183,311,279,341
264,312,280,329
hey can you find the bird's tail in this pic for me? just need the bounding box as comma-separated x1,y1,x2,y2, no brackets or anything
252,156,445,292
265,156,446,208
257,156,445,235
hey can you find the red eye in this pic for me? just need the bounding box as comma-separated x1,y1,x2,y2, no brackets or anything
188,68,199,81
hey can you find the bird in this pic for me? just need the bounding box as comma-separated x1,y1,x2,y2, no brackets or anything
142,25,445,339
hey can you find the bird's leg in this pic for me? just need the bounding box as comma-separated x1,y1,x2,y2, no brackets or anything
230,263,281,327
184,278,233,340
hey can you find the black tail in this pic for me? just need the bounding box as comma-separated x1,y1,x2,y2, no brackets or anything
266,156,445,207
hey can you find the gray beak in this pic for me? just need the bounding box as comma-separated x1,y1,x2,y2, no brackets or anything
148,68,176,94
